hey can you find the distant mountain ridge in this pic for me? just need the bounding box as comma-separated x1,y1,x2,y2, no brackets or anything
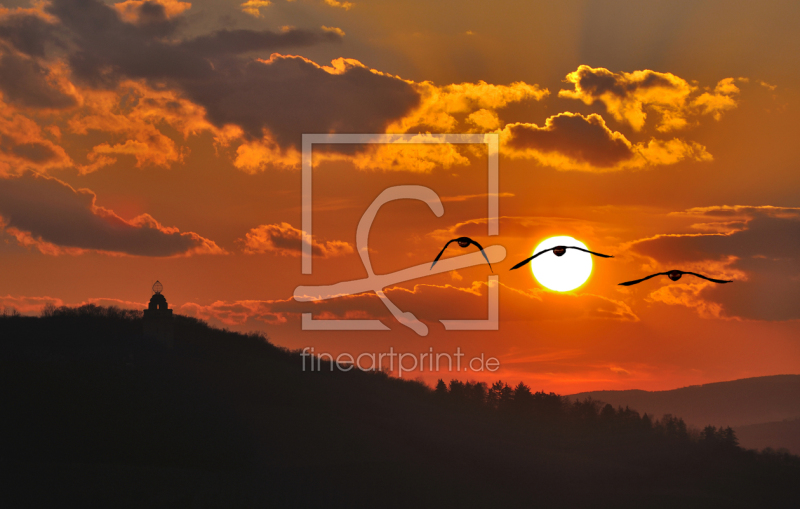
568,375,800,429
736,419,800,454
568,375,800,453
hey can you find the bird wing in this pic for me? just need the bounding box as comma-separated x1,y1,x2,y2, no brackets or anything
683,272,733,284
569,246,613,258
618,272,667,286
467,239,493,272
510,248,554,270
430,239,459,269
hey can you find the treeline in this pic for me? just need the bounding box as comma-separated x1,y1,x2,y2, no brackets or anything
39,303,143,320
433,378,740,449
2,303,143,319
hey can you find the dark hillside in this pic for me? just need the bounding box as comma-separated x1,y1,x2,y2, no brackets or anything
1,306,799,508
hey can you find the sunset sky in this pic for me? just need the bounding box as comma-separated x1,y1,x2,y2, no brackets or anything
1,0,799,393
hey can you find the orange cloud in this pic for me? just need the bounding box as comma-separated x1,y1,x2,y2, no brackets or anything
0,295,63,314
0,295,146,315
347,134,470,172
180,299,289,326
466,109,502,130
392,80,548,134
559,65,741,132
0,105,72,175
439,192,515,203
232,135,302,172
644,279,728,319
234,132,477,173
324,0,354,10
241,222,354,258
321,26,345,37
609,365,631,376
691,78,743,120
501,112,711,171
80,297,147,309
240,0,271,18
181,280,638,328
67,81,216,171
674,205,800,222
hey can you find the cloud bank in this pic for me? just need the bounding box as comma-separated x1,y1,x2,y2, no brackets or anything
0,172,223,256
628,206,800,321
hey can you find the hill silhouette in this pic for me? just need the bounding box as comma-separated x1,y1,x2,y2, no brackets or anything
568,376,800,452
733,419,800,456
569,376,800,427
1,305,799,508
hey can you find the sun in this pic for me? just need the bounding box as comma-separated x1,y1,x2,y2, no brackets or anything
530,236,593,292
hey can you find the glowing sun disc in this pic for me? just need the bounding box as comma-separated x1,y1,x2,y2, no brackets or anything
531,236,592,292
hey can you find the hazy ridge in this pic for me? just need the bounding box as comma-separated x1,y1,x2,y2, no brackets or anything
569,375,800,453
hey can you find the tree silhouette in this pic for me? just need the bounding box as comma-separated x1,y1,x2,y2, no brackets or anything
435,379,448,397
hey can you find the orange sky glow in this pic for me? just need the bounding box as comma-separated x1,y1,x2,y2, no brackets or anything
1,0,799,393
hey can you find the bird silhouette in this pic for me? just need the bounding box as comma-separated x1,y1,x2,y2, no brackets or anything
430,237,492,272
510,246,612,270
619,270,732,286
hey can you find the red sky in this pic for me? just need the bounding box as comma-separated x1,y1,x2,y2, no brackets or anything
1,0,799,393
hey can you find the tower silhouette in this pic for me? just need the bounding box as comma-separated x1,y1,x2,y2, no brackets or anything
143,280,174,347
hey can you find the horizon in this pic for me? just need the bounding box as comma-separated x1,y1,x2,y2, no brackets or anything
2,0,800,395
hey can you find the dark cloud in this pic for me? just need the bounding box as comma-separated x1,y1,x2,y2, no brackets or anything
180,28,342,56
46,0,210,83
630,207,800,321
185,55,420,145
0,172,223,256
127,1,176,33
567,66,677,98
0,10,63,57
505,113,634,167
3,0,418,147
634,212,800,263
44,0,341,83
0,51,77,109
0,135,60,164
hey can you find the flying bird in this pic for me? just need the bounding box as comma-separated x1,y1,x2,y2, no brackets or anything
510,245,613,270
430,237,492,272
619,270,733,286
